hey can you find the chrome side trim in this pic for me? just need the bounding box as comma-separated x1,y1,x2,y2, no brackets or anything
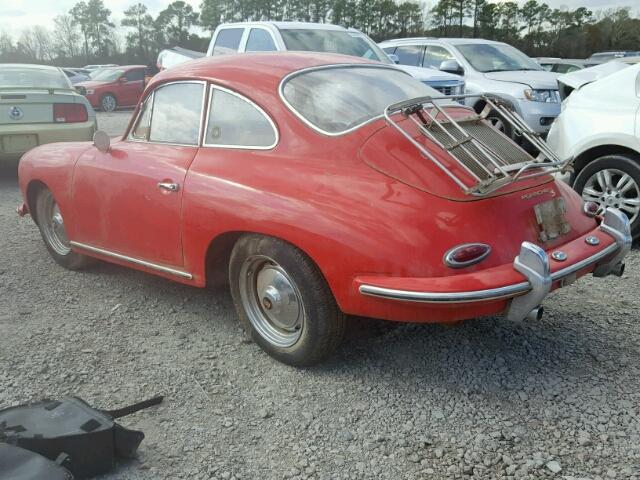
69,241,193,279
358,241,619,304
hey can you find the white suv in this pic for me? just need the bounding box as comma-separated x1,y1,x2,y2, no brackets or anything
206,22,465,97
379,38,561,136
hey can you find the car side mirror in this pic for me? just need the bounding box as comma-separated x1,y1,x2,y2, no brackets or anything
93,130,111,153
440,60,463,75
387,54,400,64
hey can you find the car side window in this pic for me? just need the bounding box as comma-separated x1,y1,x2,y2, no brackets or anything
423,45,455,69
148,82,204,145
204,86,277,149
246,28,276,52
382,47,396,54
213,28,244,55
130,95,153,141
125,69,145,81
394,45,424,66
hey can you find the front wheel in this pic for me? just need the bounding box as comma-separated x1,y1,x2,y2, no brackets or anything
101,94,117,112
573,154,640,238
34,189,93,270
229,235,345,366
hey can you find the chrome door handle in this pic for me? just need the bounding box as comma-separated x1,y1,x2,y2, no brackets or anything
158,182,180,192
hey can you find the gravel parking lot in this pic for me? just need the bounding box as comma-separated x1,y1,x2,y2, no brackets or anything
1,111,639,480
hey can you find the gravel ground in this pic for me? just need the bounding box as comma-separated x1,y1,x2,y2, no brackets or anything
1,113,639,480
96,110,134,138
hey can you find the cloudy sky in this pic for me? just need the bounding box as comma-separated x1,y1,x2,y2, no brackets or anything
0,0,637,39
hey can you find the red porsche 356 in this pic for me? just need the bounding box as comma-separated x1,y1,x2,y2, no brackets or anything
18,53,630,365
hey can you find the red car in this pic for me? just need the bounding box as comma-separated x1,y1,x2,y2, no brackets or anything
17,53,631,366
75,65,146,112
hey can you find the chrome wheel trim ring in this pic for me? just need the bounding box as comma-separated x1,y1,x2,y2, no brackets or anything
41,192,71,256
582,168,640,224
238,255,304,348
102,95,116,111
488,116,505,133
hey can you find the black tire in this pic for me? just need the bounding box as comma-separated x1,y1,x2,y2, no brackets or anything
486,110,514,139
229,234,345,366
573,153,640,238
34,189,94,270
101,94,117,112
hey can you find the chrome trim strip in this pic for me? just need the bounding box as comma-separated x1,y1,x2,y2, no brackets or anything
278,63,414,137
69,241,193,279
202,83,279,150
358,242,618,304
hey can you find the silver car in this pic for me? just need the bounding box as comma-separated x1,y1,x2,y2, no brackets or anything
0,64,97,161
379,38,561,136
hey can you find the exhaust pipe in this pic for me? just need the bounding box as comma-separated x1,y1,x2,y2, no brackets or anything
612,262,625,277
526,306,544,322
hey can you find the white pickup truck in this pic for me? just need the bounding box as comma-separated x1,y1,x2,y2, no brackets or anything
158,21,465,97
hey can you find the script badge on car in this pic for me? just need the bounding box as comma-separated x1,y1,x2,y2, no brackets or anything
534,198,571,242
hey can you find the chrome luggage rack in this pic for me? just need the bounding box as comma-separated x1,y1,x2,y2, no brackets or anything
383,94,572,196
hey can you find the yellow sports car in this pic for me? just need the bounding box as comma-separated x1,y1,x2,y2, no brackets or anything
0,64,97,161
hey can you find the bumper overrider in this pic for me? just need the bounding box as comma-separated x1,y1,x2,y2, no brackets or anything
358,208,631,322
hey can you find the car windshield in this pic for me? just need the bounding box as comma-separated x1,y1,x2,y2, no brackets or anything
280,29,389,63
0,67,70,89
90,68,124,82
282,66,445,134
456,43,541,73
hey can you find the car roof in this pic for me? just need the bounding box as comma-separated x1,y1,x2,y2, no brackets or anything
0,63,63,71
218,21,347,31
379,37,503,46
105,65,146,71
148,52,378,94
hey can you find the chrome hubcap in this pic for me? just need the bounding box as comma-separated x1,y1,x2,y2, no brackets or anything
488,116,505,132
103,96,115,111
239,255,304,348
582,168,640,224
41,192,71,256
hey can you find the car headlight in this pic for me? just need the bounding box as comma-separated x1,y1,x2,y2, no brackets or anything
85,89,94,95
524,89,559,103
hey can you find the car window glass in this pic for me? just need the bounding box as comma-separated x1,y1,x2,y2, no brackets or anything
540,64,553,71
125,69,145,81
555,64,580,73
130,95,153,140
205,88,276,148
393,45,424,66
382,47,396,54
213,28,244,55
149,83,203,145
246,28,276,52
423,46,455,69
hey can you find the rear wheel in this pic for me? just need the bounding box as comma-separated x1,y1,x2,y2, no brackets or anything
229,235,345,366
34,189,93,270
573,154,640,238
101,94,117,112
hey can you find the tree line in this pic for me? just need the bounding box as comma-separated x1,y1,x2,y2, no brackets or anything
0,0,638,67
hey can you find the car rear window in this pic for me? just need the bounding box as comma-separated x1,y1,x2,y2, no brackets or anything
281,66,441,135
0,67,70,89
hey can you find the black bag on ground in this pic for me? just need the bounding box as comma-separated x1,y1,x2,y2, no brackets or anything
0,443,73,480
0,395,162,479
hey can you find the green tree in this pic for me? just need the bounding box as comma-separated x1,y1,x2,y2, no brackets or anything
122,3,155,61
156,1,199,46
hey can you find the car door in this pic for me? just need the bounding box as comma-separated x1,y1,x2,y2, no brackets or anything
393,45,425,67
71,81,206,269
121,69,145,106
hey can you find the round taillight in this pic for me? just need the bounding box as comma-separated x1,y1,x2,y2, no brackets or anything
444,243,492,268
583,201,600,217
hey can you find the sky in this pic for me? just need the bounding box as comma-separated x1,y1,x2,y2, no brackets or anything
0,0,637,39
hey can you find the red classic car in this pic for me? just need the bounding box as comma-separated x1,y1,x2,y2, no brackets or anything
17,53,631,366
75,65,147,112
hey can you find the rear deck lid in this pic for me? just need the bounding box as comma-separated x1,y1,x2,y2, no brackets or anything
0,90,81,125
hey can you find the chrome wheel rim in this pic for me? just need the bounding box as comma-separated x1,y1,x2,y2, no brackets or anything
488,116,506,133
239,255,304,348
41,192,71,256
582,168,640,224
102,95,116,111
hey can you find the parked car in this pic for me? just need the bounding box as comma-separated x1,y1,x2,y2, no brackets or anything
0,63,96,162
547,63,640,238
205,22,465,96
75,65,147,112
17,53,630,365
536,58,600,73
83,64,118,70
157,46,205,71
62,68,90,84
379,38,561,136
587,51,640,62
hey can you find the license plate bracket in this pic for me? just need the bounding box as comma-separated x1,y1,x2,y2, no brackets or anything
534,198,571,242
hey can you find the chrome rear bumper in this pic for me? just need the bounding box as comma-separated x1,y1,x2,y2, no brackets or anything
359,208,631,321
